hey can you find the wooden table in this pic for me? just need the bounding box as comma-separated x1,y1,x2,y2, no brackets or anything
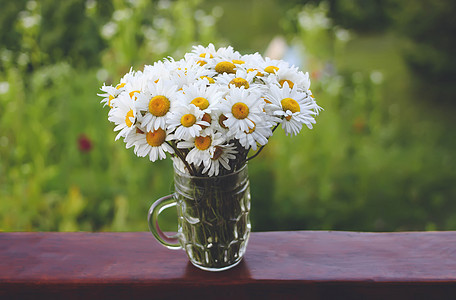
1,231,455,299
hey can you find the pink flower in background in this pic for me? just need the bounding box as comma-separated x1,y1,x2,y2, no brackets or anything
78,134,92,153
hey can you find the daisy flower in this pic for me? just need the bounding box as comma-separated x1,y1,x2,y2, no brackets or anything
266,84,321,136
267,66,311,91
185,43,218,66
125,125,146,151
197,75,217,85
216,69,258,91
167,104,209,140
177,130,226,169
179,82,223,113
208,57,237,75
233,118,273,151
169,59,213,90
219,87,265,133
98,84,119,108
215,45,244,63
202,143,237,176
136,79,178,131
260,57,291,75
177,82,225,133
98,69,137,109
108,92,137,140
206,46,244,74
185,43,217,59
113,68,136,94
125,126,174,162
240,53,268,78
143,60,172,85
122,70,147,102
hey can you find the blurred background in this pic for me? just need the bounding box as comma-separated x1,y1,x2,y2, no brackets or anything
1,0,455,232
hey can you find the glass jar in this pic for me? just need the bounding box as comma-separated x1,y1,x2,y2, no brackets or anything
148,164,251,271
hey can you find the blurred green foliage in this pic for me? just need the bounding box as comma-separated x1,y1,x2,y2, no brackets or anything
0,0,455,232
325,0,393,32
390,0,456,101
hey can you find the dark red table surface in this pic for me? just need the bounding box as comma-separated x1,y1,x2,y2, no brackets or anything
1,231,456,299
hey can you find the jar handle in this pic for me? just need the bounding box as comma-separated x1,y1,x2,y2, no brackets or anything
148,193,181,250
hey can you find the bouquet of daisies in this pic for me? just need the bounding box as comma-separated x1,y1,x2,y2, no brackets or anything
98,44,321,177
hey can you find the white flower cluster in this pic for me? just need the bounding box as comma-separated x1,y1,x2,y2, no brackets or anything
98,44,321,176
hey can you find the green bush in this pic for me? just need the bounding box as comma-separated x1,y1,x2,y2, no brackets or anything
39,0,106,67
389,0,456,101
326,0,393,32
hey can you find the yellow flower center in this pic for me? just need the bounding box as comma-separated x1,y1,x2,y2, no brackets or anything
146,128,166,147
212,146,223,160
129,90,140,100
279,80,294,89
231,102,249,119
232,59,245,65
229,78,250,89
197,60,207,66
200,76,215,84
148,95,170,117
191,97,209,110
201,113,212,129
195,136,212,150
125,110,134,127
199,53,214,58
281,97,300,119
247,68,264,76
215,61,236,74
116,82,126,90
180,114,196,127
108,95,114,108
218,114,228,129
264,66,279,74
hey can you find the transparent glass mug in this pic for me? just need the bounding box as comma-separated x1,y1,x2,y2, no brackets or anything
148,164,251,271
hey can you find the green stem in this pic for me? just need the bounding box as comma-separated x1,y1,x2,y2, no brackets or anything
241,123,280,165
166,141,196,176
